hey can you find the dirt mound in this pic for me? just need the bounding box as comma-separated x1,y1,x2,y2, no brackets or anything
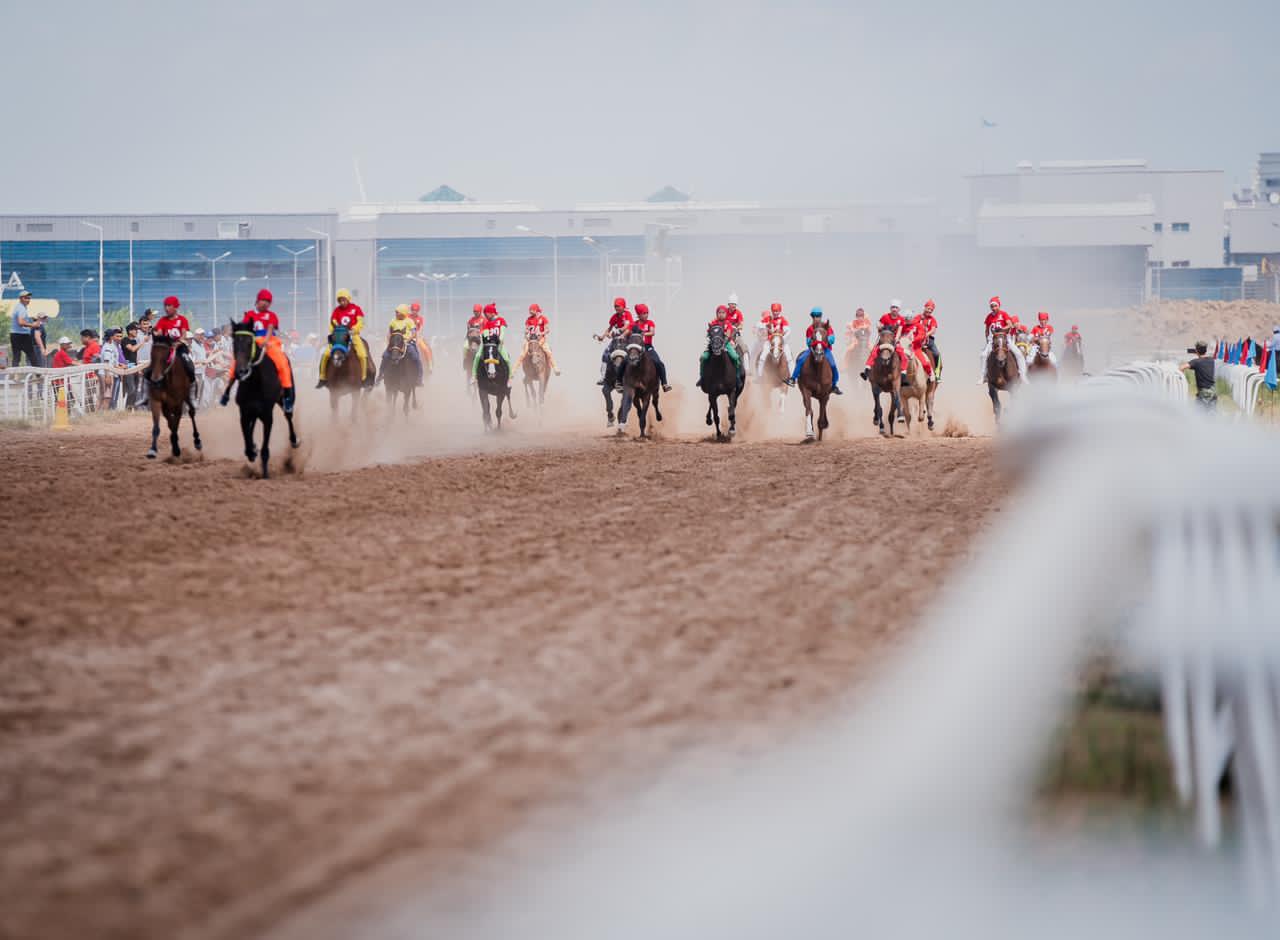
1127,299,1280,349
0,422,998,940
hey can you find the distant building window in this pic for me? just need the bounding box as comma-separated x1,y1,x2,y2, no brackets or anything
485,219,496,230
583,217,612,229
1153,222,1163,233
1172,222,1190,232
184,222,195,232
25,223,53,233
1148,260,1164,268
130,221,140,233
1171,260,1191,268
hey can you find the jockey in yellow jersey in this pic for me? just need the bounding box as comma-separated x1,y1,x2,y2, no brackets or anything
317,288,371,387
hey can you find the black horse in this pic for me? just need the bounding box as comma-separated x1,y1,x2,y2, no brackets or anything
227,320,299,479
475,334,515,431
616,332,663,439
701,324,740,440
382,332,417,418
600,328,627,428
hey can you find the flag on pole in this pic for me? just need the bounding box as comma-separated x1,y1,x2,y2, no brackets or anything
1267,343,1278,391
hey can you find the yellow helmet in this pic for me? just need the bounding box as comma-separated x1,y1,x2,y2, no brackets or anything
395,304,410,316
336,288,352,302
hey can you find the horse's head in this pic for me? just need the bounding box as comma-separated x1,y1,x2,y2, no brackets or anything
388,332,406,360
708,324,726,356
770,332,783,355
525,327,539,342
626,332,646,365
466,326,482,350
480,332,501,378
1036,334,1052,357
231,322,259,380
876,327,895,362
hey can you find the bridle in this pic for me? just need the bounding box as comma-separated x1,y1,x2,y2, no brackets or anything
233,329,265,379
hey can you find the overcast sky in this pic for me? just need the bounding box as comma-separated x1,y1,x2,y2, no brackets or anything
6,0,1277,213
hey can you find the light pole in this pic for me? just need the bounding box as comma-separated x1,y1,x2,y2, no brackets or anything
306,227,333,320
582,236,617,307
79,276,95,319
515,224,558,316
444,273,468,335
371,244,388,316
80,220,104,335
277,244,315,332
195,250,231,323
233,276,249,316
406,273,430,315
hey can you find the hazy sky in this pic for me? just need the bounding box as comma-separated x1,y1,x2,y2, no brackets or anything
6,0,1277,213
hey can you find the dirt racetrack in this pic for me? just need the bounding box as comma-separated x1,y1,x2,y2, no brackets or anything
0,404,996,940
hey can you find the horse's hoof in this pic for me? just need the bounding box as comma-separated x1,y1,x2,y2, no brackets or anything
705,416,713,426
146,451,157,460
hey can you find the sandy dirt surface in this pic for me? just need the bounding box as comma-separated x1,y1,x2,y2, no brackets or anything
0,379,997,940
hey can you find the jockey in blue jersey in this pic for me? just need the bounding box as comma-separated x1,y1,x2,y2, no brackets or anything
786,308,843,394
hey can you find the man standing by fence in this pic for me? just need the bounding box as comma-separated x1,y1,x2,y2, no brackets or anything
1180,340,1217,410
8,289,39,366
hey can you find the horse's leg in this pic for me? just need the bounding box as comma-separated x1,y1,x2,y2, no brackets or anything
637,393,648,438
818,394,829,440
188,398,202,451
602,385,615,427
618,388,631,433
167,404,181,458
727,389,737,437
241,408,257,462
926,383,936,431
480,391,492,430
260,410,273,479
890,391,901,436
147,404,160,459
989,384,1001,423
872,387,883,433
802,388,814,440
709,394,722,439
653,386,662,422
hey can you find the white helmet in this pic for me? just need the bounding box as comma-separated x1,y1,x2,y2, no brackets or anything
889,298,902,310
903,309,916,320
727,292,739,305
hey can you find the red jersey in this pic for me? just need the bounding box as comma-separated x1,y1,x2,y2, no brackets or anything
806,322,835,352
1065,330,1082,348
920,313,938,336
409,313,424,332
329,303,365,330
708,317,733,334
1031,324,1055,339
985,310,1012,335
879,312,906,338
466,315,487,333
903,319,929,347
81,339,101,362
525,313,549,336
246,309,280,337
52,348,78,368
483,315,508,334
632,318,656,345
154,314,190,341
725,308,744,332
767,315,790,335
606,311,634,334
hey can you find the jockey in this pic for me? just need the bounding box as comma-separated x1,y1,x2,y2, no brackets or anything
902,310,936,381
724,293,745,337
1029,311,1058,365
512,302,562,376
698,304,745,389
408,301,424,334
750,306,774,370
1064,323,1083,353
594,296,634,385
465,303,487,336
920,299,941,382
317,288,370,388
757,303,794,377
223,288,296,412
471,302,513,385
786,308,843,394
379,304,424,385
626,303,673,391
152,295,197,396
860,299,910,385
979,295,1027,382
846,307,873,351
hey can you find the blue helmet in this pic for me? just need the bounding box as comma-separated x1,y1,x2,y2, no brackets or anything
810,307,823,318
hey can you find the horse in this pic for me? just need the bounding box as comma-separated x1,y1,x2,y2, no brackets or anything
701,324,740,440
868,327,903,437
616,332,663,439
1062,341,1084,378
327,325,371,421
145,338,201,460
899,345,938,433
475,334,515,431
798,329,834,442
758,331,791,414
1027,335,1058,383
986,330,1022,424
520,329,551,409
382,332,417,417
463,326,482,395
229,321,299,479
601,328,628,428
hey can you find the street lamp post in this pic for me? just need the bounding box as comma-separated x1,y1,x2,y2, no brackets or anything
194,250,231,323
233,276,249,316
306,227,333,321
371,244,388,317
80,220,104,335
444,273,468,335
582,236,617,307
406,273,429,315
277,244,315,332
515,224,558,316
79,276,95,319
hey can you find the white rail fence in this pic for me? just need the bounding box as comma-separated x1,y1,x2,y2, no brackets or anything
0,362,228,423
1216,362,1270,416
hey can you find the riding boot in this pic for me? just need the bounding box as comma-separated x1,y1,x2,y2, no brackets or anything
860,368,870,381
316,378,328,389
281,387,296,415
832,385,843,395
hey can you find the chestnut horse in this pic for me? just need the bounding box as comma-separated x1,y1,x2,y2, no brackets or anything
146,338,201,460
1027,334,1058,383
986,330,1021,424
868,327,902,437
617,331,663,439
798,328,833,441
520,329,551,409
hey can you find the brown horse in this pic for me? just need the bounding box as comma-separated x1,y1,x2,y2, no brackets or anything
520,330,551,409
146,338,201,460
986,330,1021,424
758,331,792,414
327,325,370,421
899,345,937,434
798,329,833,441
1027,334,1057,383
867,327,902,437
463,326,482,395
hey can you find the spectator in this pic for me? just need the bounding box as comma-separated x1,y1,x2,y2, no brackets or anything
135,325,153,409
32,312,49,367
139,309,155,334
1180,340,1217,410
79,328,101,363
121,322,142,408
8,289,39,366
99,328,122,408
51,336,78,368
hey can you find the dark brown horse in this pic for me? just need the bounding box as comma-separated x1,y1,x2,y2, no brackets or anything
701,324,740,440
381,332,417,418
986,330,1021,424
229,322,298,479
327,325,370,421
520,330,551,409
616,332,663,439
1026,334,1057,383
798,330,833,441
146,338,201,459
868,327,902,437
475,334,515,431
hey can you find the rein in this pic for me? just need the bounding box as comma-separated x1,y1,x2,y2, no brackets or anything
233,329,265,374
